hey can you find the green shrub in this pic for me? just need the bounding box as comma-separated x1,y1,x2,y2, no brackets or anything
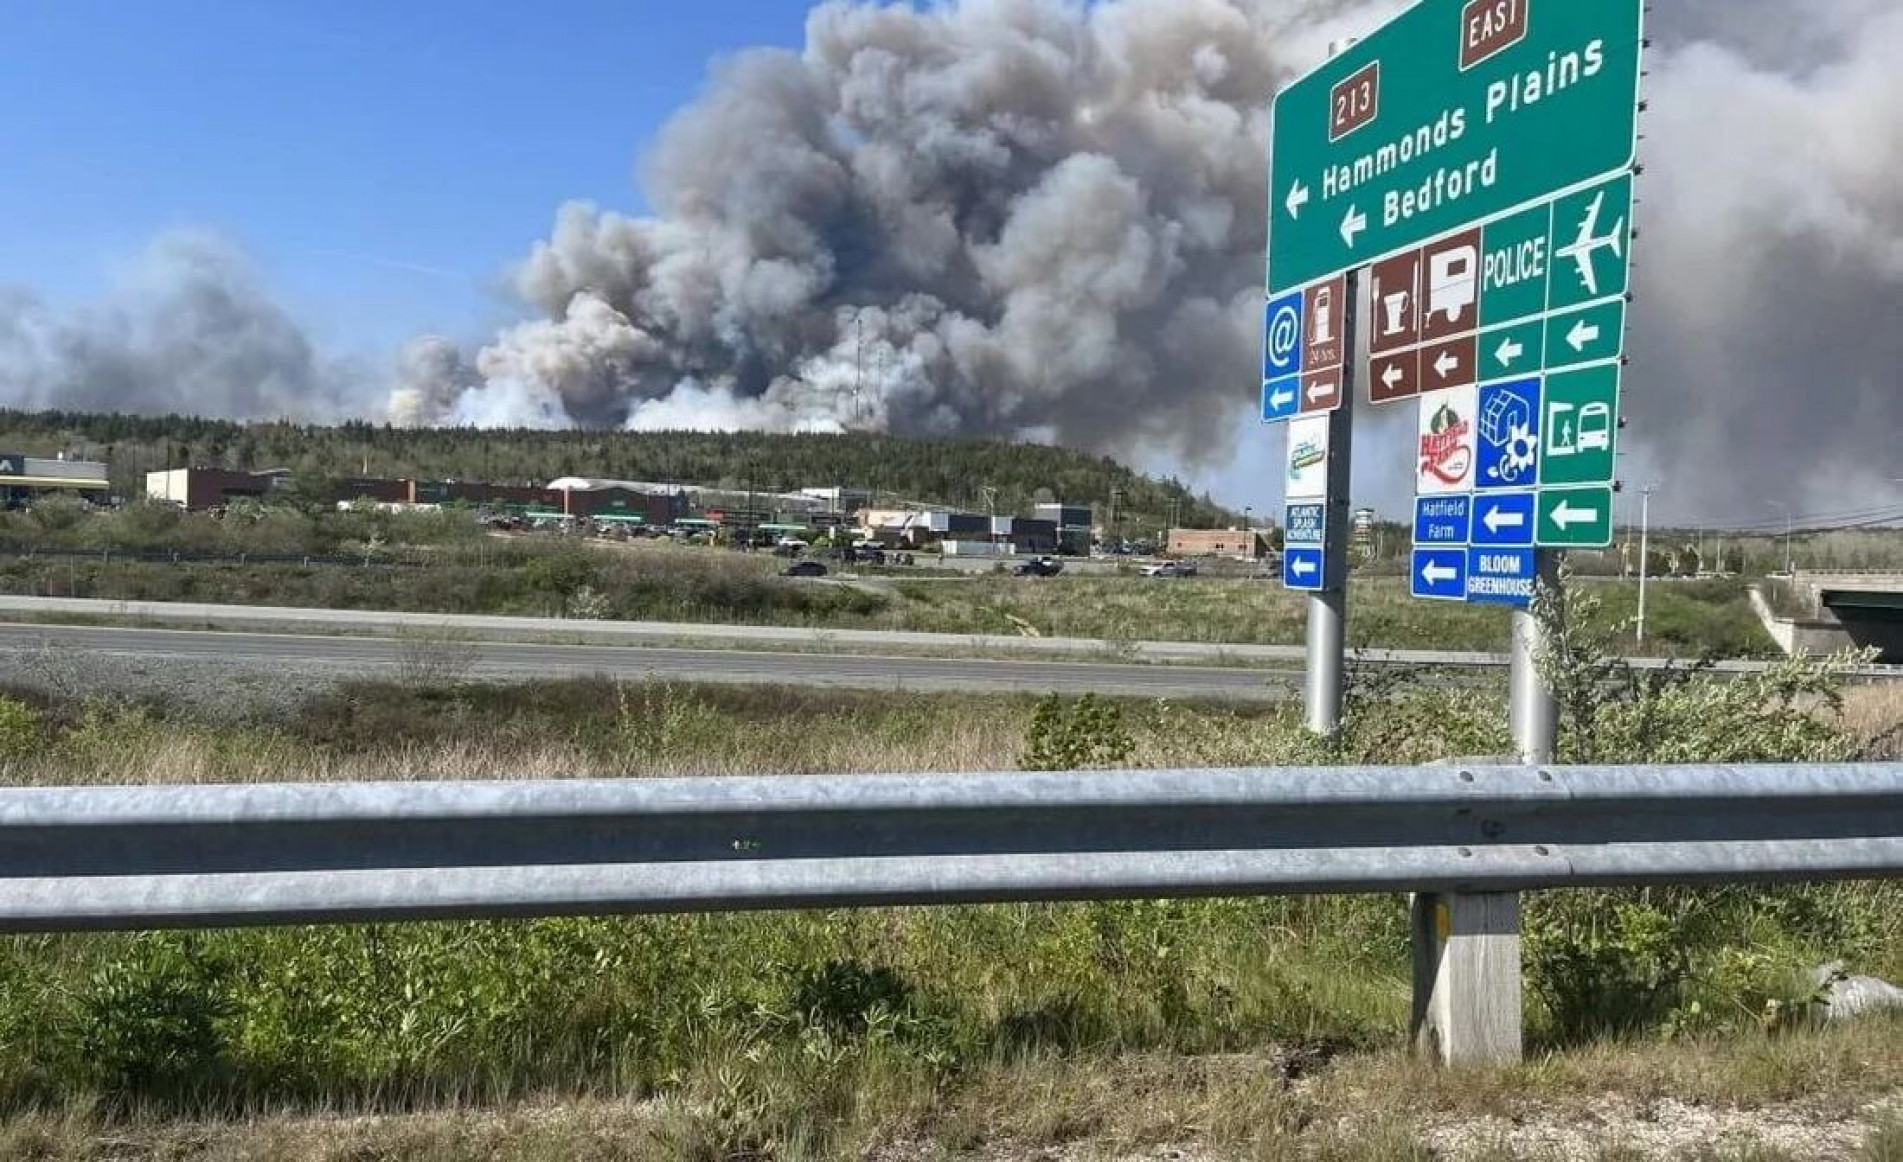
0,698,40,761
1020,694,1133,771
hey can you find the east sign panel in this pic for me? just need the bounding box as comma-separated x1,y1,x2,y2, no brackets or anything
1267,0,1644,294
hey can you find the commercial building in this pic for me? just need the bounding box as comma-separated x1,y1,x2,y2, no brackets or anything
545,478,688,524
1033,502,1095,555
1167,529,1270,561
3,454,110,506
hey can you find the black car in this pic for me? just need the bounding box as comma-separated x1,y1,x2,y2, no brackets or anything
1013,556,1065,577
782,560,829,578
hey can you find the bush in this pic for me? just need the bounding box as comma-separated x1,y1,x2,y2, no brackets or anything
1020,694,1133,770
0,698,40,761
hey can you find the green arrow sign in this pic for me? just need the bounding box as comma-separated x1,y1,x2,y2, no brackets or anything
1479,318,1544,381
1545,298,1627,372
1538,486,1614,548
1540,364,1621,487
1268,0,1644,294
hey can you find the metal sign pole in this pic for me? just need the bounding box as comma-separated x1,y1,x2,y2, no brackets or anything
1303,35,1360,739
1509,550,1561,763
1306,268,1359,736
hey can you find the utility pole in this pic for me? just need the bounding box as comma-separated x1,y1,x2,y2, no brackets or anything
1637,484,1655,645
1768,500,1793,576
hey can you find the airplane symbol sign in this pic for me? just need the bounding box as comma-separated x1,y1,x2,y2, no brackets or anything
1548,174,1633,312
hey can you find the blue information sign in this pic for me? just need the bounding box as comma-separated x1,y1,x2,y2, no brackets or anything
1475,378,1543,492
1263,292,1304,380
1470,491,1536,548
1263,377,1301,422
1411,548,1467,602
1285,503,1326,546
1283,546,1326,592
1466,548,1538,608
1414,496,1470,546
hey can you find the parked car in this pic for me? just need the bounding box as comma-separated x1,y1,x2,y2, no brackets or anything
1013,556,1065,577
1141,560,1199,578
782,560,829,578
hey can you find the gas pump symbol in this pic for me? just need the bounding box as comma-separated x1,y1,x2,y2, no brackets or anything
1312,287,1334,346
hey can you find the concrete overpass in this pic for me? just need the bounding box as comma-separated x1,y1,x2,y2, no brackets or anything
1754,572,1903,662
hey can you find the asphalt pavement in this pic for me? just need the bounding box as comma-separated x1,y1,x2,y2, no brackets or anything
0,623,1297,702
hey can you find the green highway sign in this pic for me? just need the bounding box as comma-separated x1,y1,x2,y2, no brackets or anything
1546,175,1633,310
1480,318,1544,380
1537,486,1614,548
1478,201,1552,325
1362,170,1634,403
1545,298,1627,372
1267,0,1644,294
1539,364,1621,487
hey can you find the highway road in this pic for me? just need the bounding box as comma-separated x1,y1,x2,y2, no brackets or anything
0,623,1299,702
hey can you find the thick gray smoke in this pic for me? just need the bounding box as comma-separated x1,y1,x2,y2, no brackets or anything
1628,0,1903,522
2,1,1894,526
397,0,1389,465
391,0,1903,524
0,231,351,421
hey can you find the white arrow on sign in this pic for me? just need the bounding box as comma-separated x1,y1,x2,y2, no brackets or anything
1306,379,1333,403
1340,205,1367,248
1495,337,1524,368
1567,319,1602,353
1292,557,1319,578
1483,505,1527,534
1286,181,1310,220
1550,499,1602,530
1381,364,1405,391
1421,561,1458,586
1270,385,1296,411
1433,350,1460,380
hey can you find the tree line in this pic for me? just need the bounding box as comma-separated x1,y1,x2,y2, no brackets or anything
0,410,1238,530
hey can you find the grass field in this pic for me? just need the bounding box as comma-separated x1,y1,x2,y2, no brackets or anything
0,655,1896,1160
0,538,1781,658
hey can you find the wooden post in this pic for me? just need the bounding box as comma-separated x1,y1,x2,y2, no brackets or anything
1410,892,1523,1066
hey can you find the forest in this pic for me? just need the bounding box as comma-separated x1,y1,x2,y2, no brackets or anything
0,410,1236,529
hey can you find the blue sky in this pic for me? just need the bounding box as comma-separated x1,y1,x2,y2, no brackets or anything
0,0,815,354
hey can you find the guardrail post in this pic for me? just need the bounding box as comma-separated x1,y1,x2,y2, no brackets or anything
1410,891,1523,1066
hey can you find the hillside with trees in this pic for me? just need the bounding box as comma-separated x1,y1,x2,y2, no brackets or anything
0,410,1237,530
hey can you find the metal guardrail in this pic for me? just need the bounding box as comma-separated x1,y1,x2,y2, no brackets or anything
0,546,424,568
2,764,1896,933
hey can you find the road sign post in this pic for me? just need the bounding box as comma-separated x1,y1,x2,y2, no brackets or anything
1510,551,1561,764
1306,269,1359,737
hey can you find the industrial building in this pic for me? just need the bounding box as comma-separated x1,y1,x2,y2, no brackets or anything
1,454,111,506
1167,529,1270,561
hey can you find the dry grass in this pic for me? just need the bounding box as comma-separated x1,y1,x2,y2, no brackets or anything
1842,684,1903,758
3,1020,1898,1161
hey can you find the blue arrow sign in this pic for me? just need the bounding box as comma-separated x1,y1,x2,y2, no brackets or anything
1262,376,1301,423
1283,546,1327,592
1414,496,1470,547
1411,548,1467,602
1470,491,1536,548
1285,503,1326,546
1467,548,1538,608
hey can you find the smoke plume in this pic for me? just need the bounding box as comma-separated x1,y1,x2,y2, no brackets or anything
396,0,1388,465
0,231,352,421
1,1,1896,524
390,0,1903,523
